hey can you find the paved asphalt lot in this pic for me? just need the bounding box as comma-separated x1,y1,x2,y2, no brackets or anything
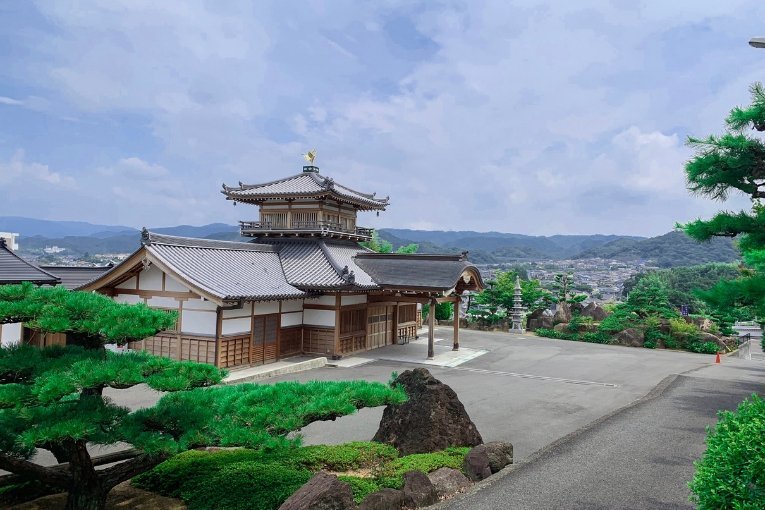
440,364,765,510
268,327,715,459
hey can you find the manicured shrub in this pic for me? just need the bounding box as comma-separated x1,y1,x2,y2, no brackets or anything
580,331,610,344
435,302,453,321
688,341,720,355
689,394,765,509
643,339,657,349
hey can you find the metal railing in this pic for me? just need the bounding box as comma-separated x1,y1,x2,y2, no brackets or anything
239,220,373,238
738,334,752,360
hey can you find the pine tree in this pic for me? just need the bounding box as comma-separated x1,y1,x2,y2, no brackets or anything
0,284,405,510
680,83,765,320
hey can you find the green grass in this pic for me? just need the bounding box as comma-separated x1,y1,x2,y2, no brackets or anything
134,442,470,509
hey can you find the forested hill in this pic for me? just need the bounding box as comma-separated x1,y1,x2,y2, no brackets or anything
377,229,740,267
572,231,740,267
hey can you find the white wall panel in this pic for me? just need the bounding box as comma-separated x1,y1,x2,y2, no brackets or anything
165,275,190,292
116,276,136,290
341,295,367,306
281,312,303,327
1,323,22,346
184,299,218,311
181,310,216,335
281,299,303,313
140,266,163,291
303,309,335,328
223,306,251,319
146,296,179,308
114,294,141,304
304,295,336,306
254,301,279,315
222,317,251,335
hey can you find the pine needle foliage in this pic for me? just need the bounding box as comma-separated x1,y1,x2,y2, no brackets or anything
0,283,177,344
679,83,765,324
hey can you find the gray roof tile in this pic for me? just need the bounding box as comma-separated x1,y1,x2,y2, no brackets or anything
0,239,61,285
354,253,484,291
222,171,389,209
40,266,113,290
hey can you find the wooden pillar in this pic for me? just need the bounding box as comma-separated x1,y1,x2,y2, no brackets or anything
453,297,460,351
428,297,437,359
333,293,341,358
214,307,223,368
392,302,399,345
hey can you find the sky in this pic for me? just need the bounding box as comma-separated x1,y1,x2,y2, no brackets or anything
0,1,763,237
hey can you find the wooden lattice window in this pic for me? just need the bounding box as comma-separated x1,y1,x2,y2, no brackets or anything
340,308,366,334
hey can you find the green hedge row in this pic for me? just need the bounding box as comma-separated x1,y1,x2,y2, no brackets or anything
534,328,611,344
690,394,765,509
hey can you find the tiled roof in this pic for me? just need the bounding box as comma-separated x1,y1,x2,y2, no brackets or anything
40,265,112,290
0,239,61,285
354,252,484,291
142,232,306,301
222,170,389,210
263,238,378,290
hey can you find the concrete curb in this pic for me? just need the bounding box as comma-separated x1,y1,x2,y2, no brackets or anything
222,357,327,384
427,373,682,508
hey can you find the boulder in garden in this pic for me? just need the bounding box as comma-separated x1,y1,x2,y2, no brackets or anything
373,368,483,455
278,471,355,510
357,488,405,510
581,302,608,321
427,467,472,498
553,303,572,324
401,471,438,507
613,328,644,348
463,442,513,481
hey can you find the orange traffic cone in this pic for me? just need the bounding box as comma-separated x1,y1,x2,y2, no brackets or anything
715,352,721,364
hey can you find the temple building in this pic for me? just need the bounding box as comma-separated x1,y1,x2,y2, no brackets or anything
80,164,485,368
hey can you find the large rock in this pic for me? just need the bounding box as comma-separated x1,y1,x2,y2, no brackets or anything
373,368,483,455
463,447,491,481
463,442,513,481
553,323,570,333
401,471,438,507
427,468,472,498
526,309,553,332
581,302,608,321
552,303,571,324
698,331,725,350
278,471,355,510
482,441,514,473
358,489,405,510
613,328,645,348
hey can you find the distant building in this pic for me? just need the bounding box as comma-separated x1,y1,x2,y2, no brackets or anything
43,245,66,254
0,232,19,251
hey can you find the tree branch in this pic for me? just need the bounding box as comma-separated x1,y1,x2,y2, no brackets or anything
99,453,169,490
0,452,70,489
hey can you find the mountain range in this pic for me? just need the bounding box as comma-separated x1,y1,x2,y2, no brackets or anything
1,217,740,268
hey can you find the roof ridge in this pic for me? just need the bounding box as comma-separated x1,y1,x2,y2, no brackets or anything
141,229,275,252
222,172,307,192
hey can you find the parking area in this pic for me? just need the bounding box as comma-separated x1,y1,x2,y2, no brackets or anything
271,327,715,459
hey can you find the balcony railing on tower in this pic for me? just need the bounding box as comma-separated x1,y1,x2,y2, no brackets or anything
240,220,374,241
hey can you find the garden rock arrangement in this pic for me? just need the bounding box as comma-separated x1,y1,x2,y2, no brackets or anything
463,442,514,481
427,468,472,498
373,368,483,455
279,471,355,510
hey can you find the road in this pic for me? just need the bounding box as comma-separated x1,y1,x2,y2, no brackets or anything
439,357,765,509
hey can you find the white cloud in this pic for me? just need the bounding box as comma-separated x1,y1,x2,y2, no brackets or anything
0,150,75,187
0,96,23,106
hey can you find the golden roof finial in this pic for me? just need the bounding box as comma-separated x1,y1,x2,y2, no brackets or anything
303,148,317,165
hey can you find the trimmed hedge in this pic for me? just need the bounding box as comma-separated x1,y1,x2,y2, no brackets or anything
689,394,765,509
535,328,611,344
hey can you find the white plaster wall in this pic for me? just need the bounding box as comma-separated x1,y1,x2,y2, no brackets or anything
1,323,22,346
184,298,218,312
341,295,367,306
281,299,304,313
165,276,189,292
281,312,303,327
254,301,279,315
303,309,335,328
222,317,251,335
114,294,141,305
304,295,336,306
146,296,179,308
140,265,163,291
223,306,251,319
181,310,217,335
116,276,137,290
